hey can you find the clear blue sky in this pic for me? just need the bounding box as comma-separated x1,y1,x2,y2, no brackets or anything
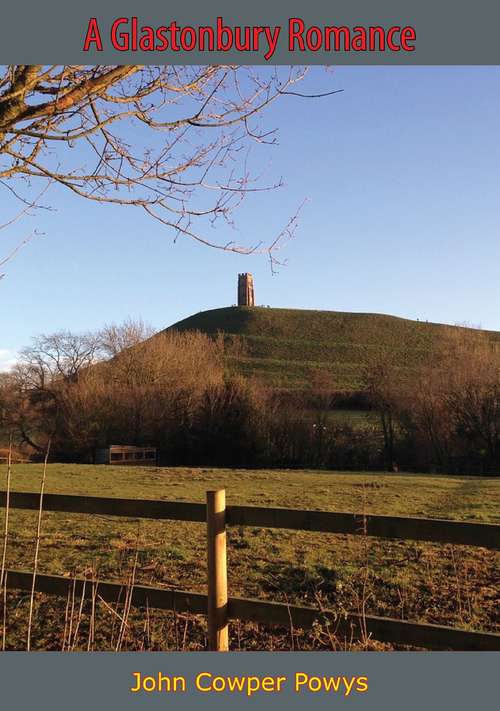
1,66,500,370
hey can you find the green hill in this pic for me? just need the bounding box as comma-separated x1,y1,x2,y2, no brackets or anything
166,306,500,391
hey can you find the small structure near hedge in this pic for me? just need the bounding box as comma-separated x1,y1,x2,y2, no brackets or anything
95,445,157,466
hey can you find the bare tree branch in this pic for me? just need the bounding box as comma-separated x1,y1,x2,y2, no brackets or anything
0,65,338,264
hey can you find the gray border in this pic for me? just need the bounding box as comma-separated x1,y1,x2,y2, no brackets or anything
1,1,499,709
1,0,500,64
0,651,498,709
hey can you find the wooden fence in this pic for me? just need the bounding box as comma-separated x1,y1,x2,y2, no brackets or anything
1,488,499,651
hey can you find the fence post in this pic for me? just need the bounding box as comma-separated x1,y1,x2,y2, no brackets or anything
206,489,229,651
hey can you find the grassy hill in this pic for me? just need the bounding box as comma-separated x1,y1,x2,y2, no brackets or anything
166,306,500,391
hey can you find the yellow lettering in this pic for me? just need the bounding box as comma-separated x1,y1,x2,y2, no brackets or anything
172,676,186,692
308,676,322,692
276,676,287,690
357,676,369,693
196,673,212,692
142,676,156,692
247,677,260,697
322,676,342,692
130,672,141,692
227,677,246,693
295,673,309,691
342,677,355,697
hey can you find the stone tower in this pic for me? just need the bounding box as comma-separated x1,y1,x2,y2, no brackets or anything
237,273,255,307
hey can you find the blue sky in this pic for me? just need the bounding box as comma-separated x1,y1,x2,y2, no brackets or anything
1,66,499,369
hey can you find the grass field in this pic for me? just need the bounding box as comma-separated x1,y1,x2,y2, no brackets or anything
166,306,500,390
0,464,498,650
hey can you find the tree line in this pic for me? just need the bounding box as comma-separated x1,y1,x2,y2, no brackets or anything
1,322,499,474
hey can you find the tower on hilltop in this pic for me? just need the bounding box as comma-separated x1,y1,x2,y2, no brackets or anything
237,273,255,307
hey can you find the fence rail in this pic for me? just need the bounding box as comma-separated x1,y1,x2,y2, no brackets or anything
1,490,498,549
4,569,500,651
1,488,499,651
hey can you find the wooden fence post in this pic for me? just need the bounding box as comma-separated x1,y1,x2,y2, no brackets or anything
206,489,229,651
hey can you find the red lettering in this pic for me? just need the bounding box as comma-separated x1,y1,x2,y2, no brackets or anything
131,16,137,51
180,27,196,51
306,27,322,51
217,16,233,51
351,27,367,51
289,18,306,50
401,26,416,51
83,18,103,51
167,21,180,51
368,27,385,51
111,18,129,51
324,27,350,52
156,27,168,51
199,26,214,51
387,27,401,51
139,26,155,51
264,26,281,60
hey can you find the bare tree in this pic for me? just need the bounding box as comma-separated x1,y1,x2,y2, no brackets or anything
98,318,154,358
2,330,103,451
389,326,500,472
16,330,102,387
0,65,338,270
363,360,400,471
1,322,228,457
438,329,500,468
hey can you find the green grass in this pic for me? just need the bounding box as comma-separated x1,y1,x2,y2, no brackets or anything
5,463,500,519
165,306,500,390
0,464,498,650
